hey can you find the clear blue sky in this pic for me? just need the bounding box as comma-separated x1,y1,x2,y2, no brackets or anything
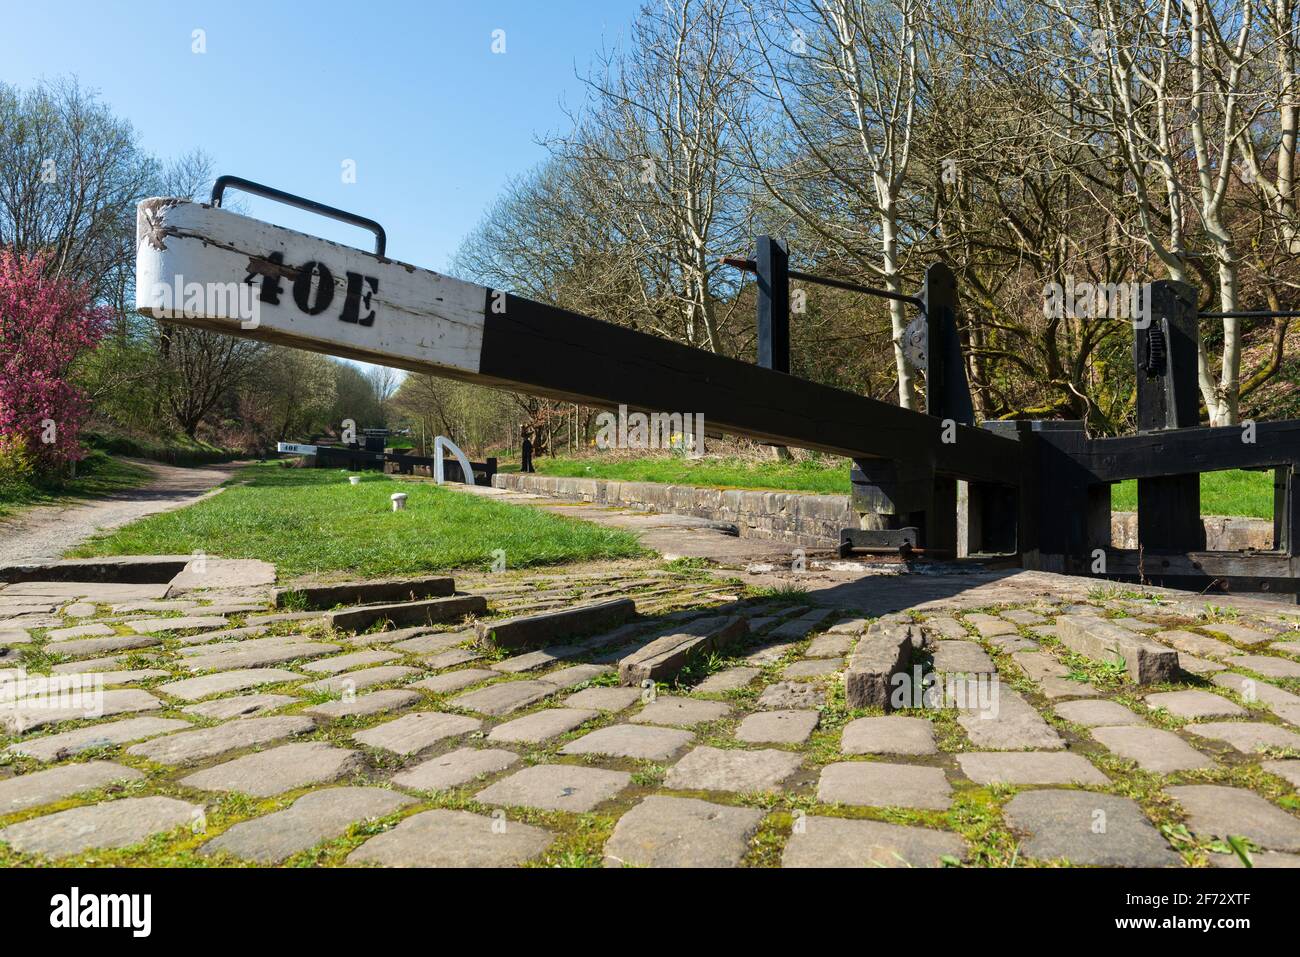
0,0,643,273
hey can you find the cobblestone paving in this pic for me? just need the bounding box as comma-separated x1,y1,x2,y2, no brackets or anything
2,559,1299,868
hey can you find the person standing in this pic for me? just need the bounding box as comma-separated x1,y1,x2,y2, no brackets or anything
520,428,534,474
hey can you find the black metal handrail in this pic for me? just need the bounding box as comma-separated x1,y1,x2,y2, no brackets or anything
210,175,387,257
721,256,926,312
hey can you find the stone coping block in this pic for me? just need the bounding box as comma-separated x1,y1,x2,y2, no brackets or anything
476,599,637,650
1055,615,1179,683
618,615,747,686
274,576,455,610
843,626,912,711
324,595,487,634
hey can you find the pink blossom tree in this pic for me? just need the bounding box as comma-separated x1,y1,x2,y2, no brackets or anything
0,249,111,471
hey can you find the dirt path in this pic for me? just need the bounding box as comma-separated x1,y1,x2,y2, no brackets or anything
0,458,242,565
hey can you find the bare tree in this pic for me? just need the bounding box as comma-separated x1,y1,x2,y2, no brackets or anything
552,0,757,353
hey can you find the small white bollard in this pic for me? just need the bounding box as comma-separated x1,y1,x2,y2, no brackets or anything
391,492,408,512
349,476,361,485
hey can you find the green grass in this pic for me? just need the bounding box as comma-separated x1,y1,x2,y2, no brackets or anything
71,462,648,577
519,454,850,494
519,457,1276,518
0,451,151,519
1111,468,1274,519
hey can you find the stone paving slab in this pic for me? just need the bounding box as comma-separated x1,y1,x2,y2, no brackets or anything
387,631,470,654
1185,721,1300,753
782,658,841,680
0,796,200,858
1262,759,1300,788
1167,785,1300,852
183,642,341,672
2,688,163,733
1054,699,1146,727
782,815,965,868
1211,671,1300,709
492,646,582,673
303,666,419,695
304,689,422,720
541,663,612,689
631,696,730,727
805,634,853,658
5,716,191,761
50,654,133,674
559,724,694,761
757,681,825,710
957,688,1064,750
1090,726,1214,773
818,761,952,810
127,715,315,765
956,751,1108,786
409,669,497,695
125,616,228,634
352,712,482,756
1178,655,1228,676
1208,850,1300,868
175,634,318,658
735,709,819,744
0,761,144,814
423,648,483,670
301,650,402,674
158,668,303,702
693,667,760,693
1156,630,1236,659
203,787,414,863
82,668,169,687
1003,791,1179,866
1144,689,1245,719
449,679,558,716
347,808,553,867
180,742,363,796
563,686,643,711
476,764,631,813
487,707,599,744
46,634,162,658
931,641,996,674
604,795,764,868
841,716,937,755
46,623,114,641
1001,610,1045,626
1202,623,1275,646
665,746,803,794
183,693,297,721
963,614,1016,638
392,747,519,791
1224,655,1300,679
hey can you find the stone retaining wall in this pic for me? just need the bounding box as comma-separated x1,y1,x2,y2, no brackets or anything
1109,512,1273,550
494,472,1276,551
492,473,853,547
